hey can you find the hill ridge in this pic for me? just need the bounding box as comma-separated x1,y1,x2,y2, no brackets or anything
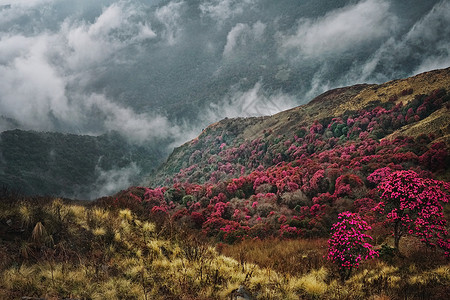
149,67,450,186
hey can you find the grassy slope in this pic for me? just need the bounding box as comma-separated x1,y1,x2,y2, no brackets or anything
0,197,449,300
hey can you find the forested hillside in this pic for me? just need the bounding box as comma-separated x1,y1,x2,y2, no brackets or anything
0,130,165,198
150,68,450,186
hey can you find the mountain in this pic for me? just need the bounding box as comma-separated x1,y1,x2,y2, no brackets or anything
0,130,166,199
1,68,448,199
1,0,448,147
105,66,449,247
1,0,449,199
0,68,449,300
149,67,450,186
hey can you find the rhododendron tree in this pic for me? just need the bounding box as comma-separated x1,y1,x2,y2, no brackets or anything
327,211,378,281
376,170,450,254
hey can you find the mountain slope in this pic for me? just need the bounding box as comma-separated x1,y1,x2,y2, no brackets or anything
0,130,165,199
148,68,450,186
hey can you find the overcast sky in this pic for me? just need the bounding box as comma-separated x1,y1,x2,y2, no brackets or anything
0,0,449,145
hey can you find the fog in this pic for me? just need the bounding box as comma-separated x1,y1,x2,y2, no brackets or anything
0,0,448,196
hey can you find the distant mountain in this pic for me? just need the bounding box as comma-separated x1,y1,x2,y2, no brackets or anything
1,0,448,142
148,67,450,186
1,68,448,199
0,130,166,199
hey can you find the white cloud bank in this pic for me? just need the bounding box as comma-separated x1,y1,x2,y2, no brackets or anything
223,21,266,57
200,0,256,25
207,81,296,119
0,1,160,142
279,0,397,58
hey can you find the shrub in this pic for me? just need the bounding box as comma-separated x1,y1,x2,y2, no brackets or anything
327,211,378,281
375,170,450,255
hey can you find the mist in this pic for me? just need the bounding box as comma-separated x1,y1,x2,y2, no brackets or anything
0,0,449,197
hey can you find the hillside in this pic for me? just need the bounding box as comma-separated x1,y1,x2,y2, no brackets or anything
149,68,450,186
0,193,449,299
1,68,450,299
0,130,166,199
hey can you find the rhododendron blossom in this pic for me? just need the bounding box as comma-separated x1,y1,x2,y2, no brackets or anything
376,170,450,255
327,211,378,281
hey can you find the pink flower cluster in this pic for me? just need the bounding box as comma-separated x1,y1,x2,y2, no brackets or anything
376,170,450,255
327,211,378,270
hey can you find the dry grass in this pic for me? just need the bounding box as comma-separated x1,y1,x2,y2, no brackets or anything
335,67,450,116
218,238,328,276
1,199,450,299
385,107,450,142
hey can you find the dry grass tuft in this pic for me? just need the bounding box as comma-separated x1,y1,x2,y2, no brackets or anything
1,198,450,299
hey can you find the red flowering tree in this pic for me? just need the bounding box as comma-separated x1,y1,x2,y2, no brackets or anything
327,211,378,281
375,170,450,254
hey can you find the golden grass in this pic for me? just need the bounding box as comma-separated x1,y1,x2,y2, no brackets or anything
1,200,450,299
219,238,328,275
335,68,450,116
385,107,450,142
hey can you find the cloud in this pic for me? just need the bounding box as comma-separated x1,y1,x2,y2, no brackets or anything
0,0,54,9
207,81,297,119
408,1,450,74
90,162,140,199
84,94,179,143
223,21,266,57
61,3,156,71
155,1,185,45
199,0,256,25
0,34,75,131
279,0,397,58
340,0,450,84
0,1,158,140
414,54,450,75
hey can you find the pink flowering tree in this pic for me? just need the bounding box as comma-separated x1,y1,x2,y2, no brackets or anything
376,170,450,254
327,211,378,281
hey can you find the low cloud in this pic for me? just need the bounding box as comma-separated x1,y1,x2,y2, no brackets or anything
0,1,158,140
408,1,450,74
155,1,185,45
62,2,156,71
340,0,450,85
279,0,397,59
207,81,297,120
223,21,265,57
90,162,140,199
0,34,75,131
84,94,179,143
200,0,256,26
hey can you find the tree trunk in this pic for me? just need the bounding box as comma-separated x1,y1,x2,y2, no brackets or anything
394,221,401,251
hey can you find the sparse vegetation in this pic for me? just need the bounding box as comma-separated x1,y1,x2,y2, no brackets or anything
1,196,449,299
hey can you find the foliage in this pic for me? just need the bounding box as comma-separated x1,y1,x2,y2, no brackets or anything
327,211,378,281
0,130,164,198
1,197,450,299
1,75,450,298
376,170,450,255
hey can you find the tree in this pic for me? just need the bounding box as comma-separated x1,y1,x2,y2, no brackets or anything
375,170,450,255
327,211,378,281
